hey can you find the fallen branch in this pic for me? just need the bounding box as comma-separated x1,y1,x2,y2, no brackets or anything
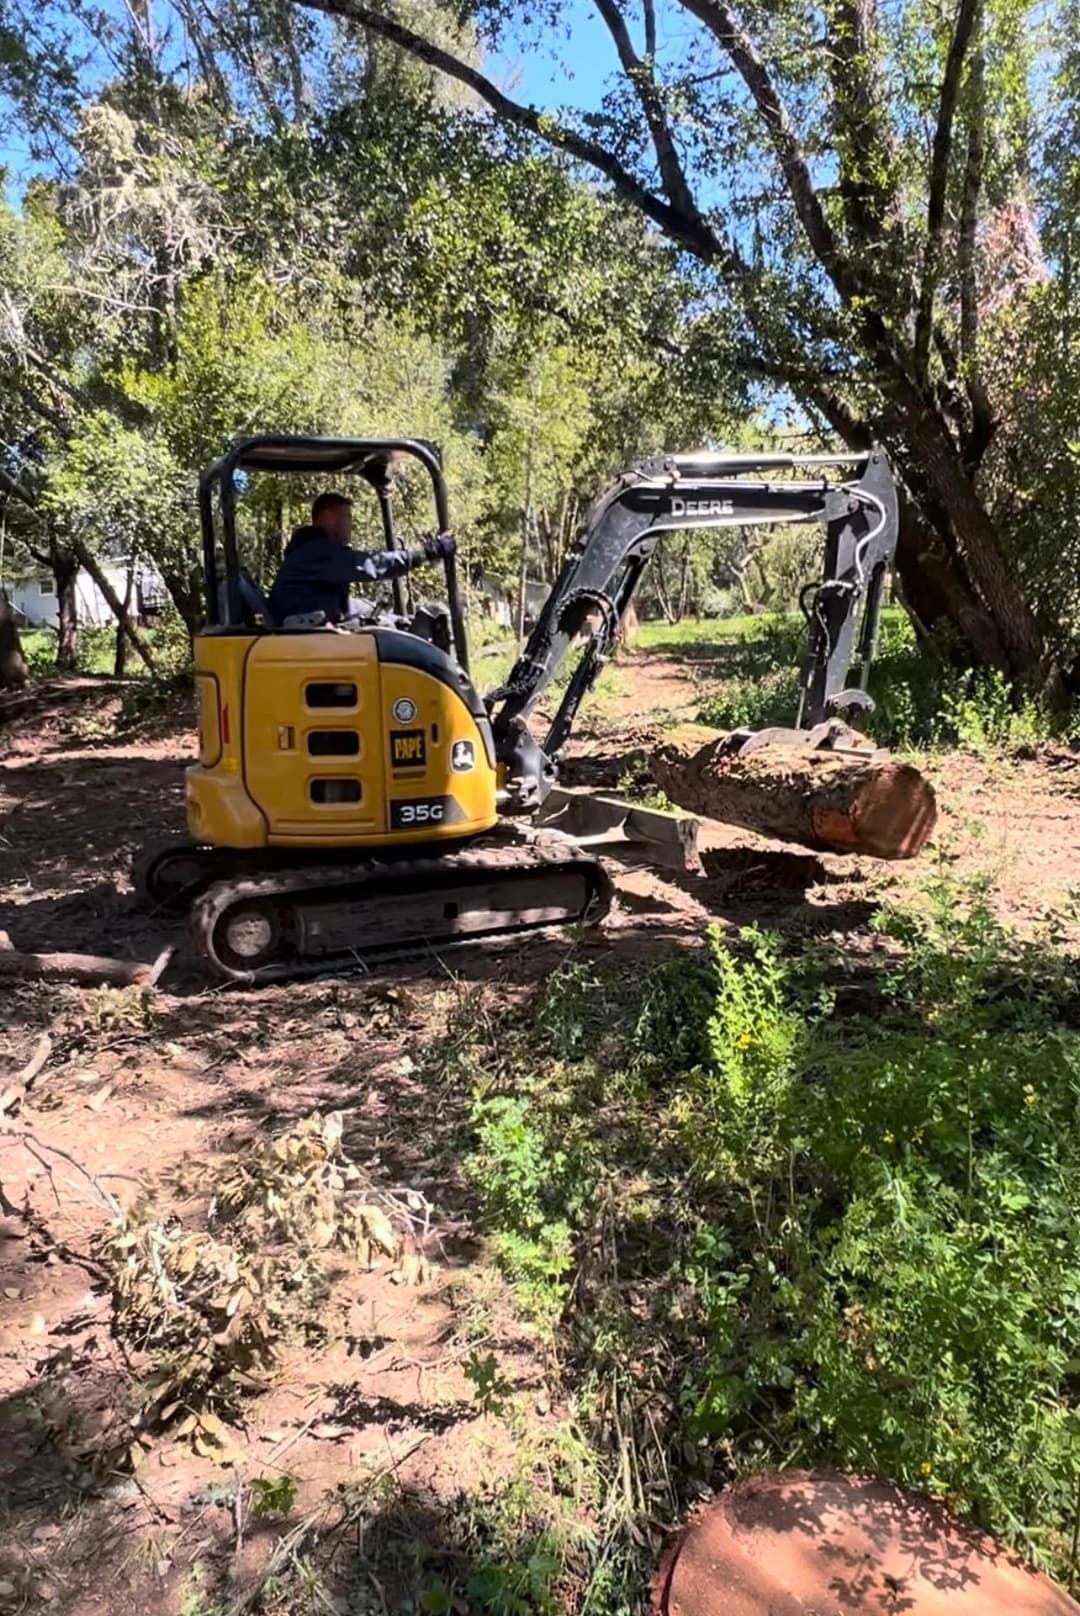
0,940,172,989
0,1032,53,1118
17,1033,53,1087
0,1129,123,1220
0,1133,116,1277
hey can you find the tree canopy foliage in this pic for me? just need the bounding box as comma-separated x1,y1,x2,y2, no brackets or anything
0,0,751,669
0,0,1077,687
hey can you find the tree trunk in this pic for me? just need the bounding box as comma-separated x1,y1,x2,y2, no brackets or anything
731,558,758,613
653,548,677,622
892,490,1008,662
52,544,79,672
676,543,691,621
115,561,135,677
651,727,937,860
517,508,529,640
894,399,1053,686
0,591,29,689
163,568,204,639
800,377,1043,678
71,540,157,673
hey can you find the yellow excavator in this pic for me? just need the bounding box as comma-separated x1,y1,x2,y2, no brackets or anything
137,435,898,981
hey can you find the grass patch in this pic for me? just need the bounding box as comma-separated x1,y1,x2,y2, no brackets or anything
429,875,1080,1595
477,643,624,713
635,612,796,649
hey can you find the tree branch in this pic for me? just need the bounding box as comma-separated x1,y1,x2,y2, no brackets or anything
0,298,92,418
287,0,726,262
0,461,39,510
12,372,69,436
825,0,905,285
958,40,984,365
592,0,705,226
913,0,981,377
957,10,994,467
644,0,657,61
677,0,859,303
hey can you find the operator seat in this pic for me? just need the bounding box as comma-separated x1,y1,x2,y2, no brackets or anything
409,603,452,654
237,570,275,626
217,571,276,628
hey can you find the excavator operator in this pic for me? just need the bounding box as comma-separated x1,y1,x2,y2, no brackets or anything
268,491,455,625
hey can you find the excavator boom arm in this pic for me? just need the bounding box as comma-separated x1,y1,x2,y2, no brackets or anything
489,448,898,810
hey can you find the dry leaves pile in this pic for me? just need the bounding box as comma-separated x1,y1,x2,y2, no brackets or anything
209,1109,399,1264
100,1111,428,1459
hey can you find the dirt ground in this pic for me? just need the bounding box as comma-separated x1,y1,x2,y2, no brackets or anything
3,654,1080,1614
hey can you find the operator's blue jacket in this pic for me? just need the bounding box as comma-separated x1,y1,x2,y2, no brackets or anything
268,525,419,624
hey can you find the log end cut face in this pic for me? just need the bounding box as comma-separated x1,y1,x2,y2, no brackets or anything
651,1470,1079,1616
812,758,938,859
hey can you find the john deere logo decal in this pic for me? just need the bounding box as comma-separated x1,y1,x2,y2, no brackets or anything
451,739,475,773
392,697,418,723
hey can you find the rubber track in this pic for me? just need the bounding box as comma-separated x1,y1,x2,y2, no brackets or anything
191,838,612,984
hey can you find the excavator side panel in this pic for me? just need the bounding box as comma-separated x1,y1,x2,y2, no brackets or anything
242,631,386,839
186,631,268,848
186,628,499,852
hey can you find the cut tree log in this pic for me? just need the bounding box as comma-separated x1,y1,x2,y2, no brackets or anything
0,933,173,988
651,727,936,860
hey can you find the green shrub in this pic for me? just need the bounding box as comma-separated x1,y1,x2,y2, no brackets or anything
445,879,1080,1580
464,1092,584,1323
21,628,57,674
76,623,117,673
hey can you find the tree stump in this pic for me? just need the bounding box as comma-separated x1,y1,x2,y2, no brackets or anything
0,591,29,690
651,1471,1078,1615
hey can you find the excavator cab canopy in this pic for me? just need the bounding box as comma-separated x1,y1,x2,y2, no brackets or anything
198,434,468,670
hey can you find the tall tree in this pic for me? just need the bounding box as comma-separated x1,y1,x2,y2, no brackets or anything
283,0,1065,688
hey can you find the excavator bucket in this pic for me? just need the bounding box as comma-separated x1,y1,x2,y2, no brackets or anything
536,787,702,873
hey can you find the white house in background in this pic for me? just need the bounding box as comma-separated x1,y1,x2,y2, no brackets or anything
475,572,549,629
5,564,166,629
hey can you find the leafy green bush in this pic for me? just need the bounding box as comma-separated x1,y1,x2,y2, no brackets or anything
694,615,805,731
75,623,117,673
863,617,1053,751
691,609,1059,751
445,879,1080,1580
465,1093,580,1321
116,665,195,727
696,665,802,732
21,629,57,675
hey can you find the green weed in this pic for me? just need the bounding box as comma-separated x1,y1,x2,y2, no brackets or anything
463,1349,514,1418
178,1562,227,1616
464,1091,583,1324
249,1473,299,1518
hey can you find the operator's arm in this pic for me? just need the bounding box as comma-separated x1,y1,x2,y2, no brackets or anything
288,532,455,586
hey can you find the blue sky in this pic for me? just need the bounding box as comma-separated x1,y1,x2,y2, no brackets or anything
491,1,616,112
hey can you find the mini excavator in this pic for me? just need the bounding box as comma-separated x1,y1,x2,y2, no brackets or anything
137,436,898,981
